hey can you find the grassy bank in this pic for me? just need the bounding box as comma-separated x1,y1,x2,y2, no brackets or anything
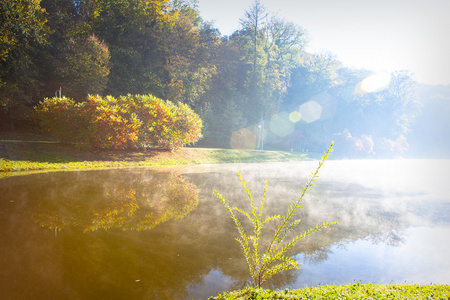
0,131,317,177
212,284,450,299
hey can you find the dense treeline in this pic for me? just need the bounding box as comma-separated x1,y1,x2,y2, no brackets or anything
1,0,422,156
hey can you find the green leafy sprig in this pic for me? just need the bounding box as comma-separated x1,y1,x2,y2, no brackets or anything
214,142,338,288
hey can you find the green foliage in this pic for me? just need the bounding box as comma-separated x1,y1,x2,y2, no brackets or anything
34,94,202,150
116,94,203,149
33,96,80,142
0,0,49,123
200,100,247,148
162,14,218,105
1,0,424,157
214,142,337,288
284,52,340,111
54,34,110,101
235,0,306,124
0,0,48,73
213,283,450,300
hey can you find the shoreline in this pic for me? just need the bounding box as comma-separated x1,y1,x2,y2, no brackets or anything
0,132,316,177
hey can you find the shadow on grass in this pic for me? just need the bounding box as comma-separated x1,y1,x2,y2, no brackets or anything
0,132,321,176
0,139,164,164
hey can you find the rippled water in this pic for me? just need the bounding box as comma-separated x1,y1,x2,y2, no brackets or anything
0,159,449,299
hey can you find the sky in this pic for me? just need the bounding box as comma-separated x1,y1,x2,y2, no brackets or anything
197,0,450,86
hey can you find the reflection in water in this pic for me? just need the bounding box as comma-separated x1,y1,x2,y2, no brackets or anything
294,226,450,288
303,246,332,265
0,160,449,299
33,174,199,232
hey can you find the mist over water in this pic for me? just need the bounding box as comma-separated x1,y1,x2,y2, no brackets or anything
0,159,449,299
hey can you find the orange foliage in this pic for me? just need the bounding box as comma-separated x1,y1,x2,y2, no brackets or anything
35,94,202,150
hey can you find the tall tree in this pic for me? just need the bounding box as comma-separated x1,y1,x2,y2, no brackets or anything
197,34,248,147
199,4,307,148
265,16,306,111
283,52,340,112
54,34,110,101
238,3,308,124
0,0,49,128
162,11,218,106
239,0,269,124
84,0,176,96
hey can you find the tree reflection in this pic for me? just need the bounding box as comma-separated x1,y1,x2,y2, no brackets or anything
303,246,332,265
367,229,405,247
184,168,419,290
23,168,413,297
33,173,199,232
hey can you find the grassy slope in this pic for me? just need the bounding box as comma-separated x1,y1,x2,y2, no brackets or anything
0,132,317,177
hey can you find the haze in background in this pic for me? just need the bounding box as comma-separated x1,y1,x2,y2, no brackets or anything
198,0,450,86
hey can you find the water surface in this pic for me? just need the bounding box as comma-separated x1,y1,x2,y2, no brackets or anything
0,159,449,299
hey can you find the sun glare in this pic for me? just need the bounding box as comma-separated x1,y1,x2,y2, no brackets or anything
357,72,391,94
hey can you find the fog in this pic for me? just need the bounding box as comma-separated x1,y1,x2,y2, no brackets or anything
1,158,449,298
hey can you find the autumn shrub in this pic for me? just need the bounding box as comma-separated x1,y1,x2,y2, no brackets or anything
115,94,203,150
34,96,87,144
35,94,202,150
77,95,141,149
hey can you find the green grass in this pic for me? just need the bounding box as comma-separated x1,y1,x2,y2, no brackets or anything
0,131,318,177
212,284,450,299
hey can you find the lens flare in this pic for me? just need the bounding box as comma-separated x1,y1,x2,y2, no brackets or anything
289,111,301,123
310,92,337,120
299,101,322,123
270,112,294,137
230,128,257,149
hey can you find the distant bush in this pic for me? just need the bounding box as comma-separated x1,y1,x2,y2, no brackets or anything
35,94,202,150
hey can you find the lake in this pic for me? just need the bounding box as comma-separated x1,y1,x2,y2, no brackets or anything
0,159,449,299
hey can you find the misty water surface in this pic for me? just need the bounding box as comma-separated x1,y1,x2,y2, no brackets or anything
0,159,449,299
